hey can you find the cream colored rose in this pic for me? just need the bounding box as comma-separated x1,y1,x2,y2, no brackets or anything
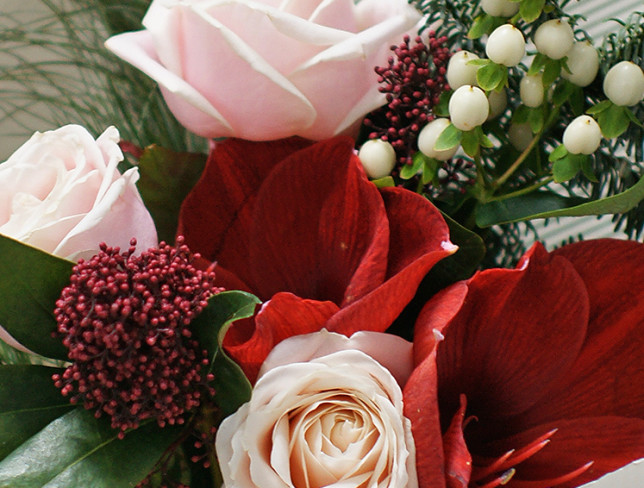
105,0,421,141
0,124,157,261
215,330,418,488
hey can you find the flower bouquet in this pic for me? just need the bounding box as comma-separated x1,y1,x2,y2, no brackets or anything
0,0,643,487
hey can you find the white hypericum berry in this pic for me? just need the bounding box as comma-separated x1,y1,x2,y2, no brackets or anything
520,73,544,107
508,122,533,151
418,118,459,161
480,0,520,17
449,85,490,131
561,41,599,87
563,115,602,154
446,51,480,89
358,139,396,179
603,61,644,107
486,24,526,67
487,89,507,119
533,19,574,60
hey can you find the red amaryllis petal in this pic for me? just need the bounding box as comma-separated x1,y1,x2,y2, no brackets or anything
481,417,644,488
443,395,473,488
246,137,389,303
513,239,644,425
435,243,589,420
223,292,339,382
403,350,447,488
325,188,454,336
178,137,312,292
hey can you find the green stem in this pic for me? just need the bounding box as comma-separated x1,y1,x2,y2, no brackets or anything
488,176,554,202
493,133,540,188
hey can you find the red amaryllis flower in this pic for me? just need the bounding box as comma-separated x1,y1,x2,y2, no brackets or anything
404,239,644,488
177,136,454,382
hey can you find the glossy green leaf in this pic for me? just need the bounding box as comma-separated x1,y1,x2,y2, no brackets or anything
586,99,612,115
0,235,72,360
528,53,548,76
553,154,585,183
548,144,568,163
137,145,207,243
435,123,462,151
400,152,425,180
0,365,73,460
461,129,480,157
190,291,260,417
477,62,506,91
542,59,562,87
0,408,182,488
467,14,493,39
476,175,644,226
597,104,631,139
520,0,545,23
552,80,575,107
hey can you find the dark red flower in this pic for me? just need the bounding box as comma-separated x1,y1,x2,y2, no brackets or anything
404,239,644,487
177,136,454,382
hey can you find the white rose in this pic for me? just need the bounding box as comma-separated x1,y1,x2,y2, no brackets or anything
215,330,418,488
105,0,421,141
0,124,157,261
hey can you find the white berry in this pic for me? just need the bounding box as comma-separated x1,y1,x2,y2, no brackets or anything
358,139,396,179
603,61,644,107
487,89,507,119
418,118,459,161
508,122,533,151
563,115,602,154
449,85,490,131
561,41,599,87
486,24,526,67
480,0,520,17
534,19,574,60
520,73,544,107
447,51,480,89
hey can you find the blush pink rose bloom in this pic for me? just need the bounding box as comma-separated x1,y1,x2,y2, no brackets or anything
105,0,421,141
0,125,157,262
215,330,418,488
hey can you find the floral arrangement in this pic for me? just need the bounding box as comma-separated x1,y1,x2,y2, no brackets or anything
0,0,643,487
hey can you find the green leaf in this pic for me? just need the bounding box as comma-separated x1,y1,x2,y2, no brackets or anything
542,59,562,87
476,62,506,91
625,107,644,129
0,365,73,460
0,236,72,360
190,291,260,417
466,59,493,67
434,90,452,117
512,105,530,124
400,153,425,180
580,158,598,182
476,175,644,226
553,154,585,183
528,106,545,133
0,409,182,488
435,123,463,151
371,176,395,188
421,158,440,186
597,103,631,139
528,53,548,76
461,130,480,157
468,14,494,39
548,144,569,163
586,99,613,115
520,0,545,23
137,145,207,243
552,80,575,106
476,126,494,148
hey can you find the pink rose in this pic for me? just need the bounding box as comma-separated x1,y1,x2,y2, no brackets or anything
0,125,157,261
105,0,421,141
216,330,418,487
